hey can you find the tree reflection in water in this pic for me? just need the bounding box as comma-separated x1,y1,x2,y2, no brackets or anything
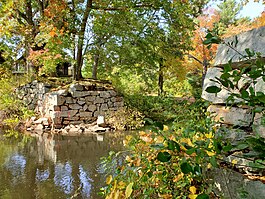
0,131,126,198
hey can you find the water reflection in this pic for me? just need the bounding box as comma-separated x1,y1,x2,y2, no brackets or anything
79,165,93,198
36,168,50,182
0,131,126,199
5,154,26,185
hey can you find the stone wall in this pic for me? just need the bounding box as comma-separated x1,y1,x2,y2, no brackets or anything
17,80,51,110
202,68,265,137
202,27,265,137
17,81,124,128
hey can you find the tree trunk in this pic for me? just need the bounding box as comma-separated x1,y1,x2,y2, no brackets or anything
92,53,99,79
158,62,164,96
202,58,208,87
75,0,93,80
201,44,209,87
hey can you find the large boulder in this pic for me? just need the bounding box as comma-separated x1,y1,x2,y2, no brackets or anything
202,67,234,104
208,105,253,127
214,26,265,67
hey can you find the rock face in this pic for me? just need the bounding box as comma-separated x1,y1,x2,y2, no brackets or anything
207,168,265,199
17,81,124,128
208,105,253,127
202,67,235,104
214,26,265,67
202,27,265,136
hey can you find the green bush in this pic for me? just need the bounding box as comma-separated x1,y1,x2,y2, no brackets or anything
101,100,220,198
0,74,34,129
106,107,145,130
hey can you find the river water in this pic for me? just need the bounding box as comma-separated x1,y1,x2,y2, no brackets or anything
0,131,128,199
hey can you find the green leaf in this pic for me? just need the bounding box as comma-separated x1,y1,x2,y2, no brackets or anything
245,48,255,57
205,86,221,93
220,72,231,79
213,141,222,154
222,144,233,152
210,156,218,167
168,140,180,152
256,93,265,104
249,87,255,96
248,161,265,169
205,32,213,39
224,63,232,73
151,143,165,149
235,143,249,150
186,148,196,155
254,107,264,113
196,193,210,199
154,122,164,130
216,77,228,87
157,152,171,162
180,162,193,174
240,90,249,99
193,165,202,175
249,70,262,79
203,33,221,45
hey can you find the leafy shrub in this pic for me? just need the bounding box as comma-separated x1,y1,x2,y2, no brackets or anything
106,107,145,130
0,73,34,129
101,103,220,198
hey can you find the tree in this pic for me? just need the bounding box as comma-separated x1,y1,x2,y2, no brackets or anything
0,0,70,75
0,0,209,83
186,8,220,86
213,0,243,35
83,0,209,94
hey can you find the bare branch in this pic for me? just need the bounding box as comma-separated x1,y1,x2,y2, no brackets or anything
187,54,203,65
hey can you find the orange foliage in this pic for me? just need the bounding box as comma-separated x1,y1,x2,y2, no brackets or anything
252,11,265,28
44,0,67,19
223,11,265,38
188,8,265,72
49,27,57,37
185,9,219,72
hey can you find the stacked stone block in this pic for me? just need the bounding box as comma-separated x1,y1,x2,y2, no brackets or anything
17,81,124,128
16,80,51,111
45,84,123,128
202,26,265,137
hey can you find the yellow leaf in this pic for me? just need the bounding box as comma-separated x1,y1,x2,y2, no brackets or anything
139,131,146,136
207,163,212,169
106,175,113,185
159,193,173,199
125,155,132,163
125,182,134,198
188,194,198,199
114,189,120,199
231,159,238,165
49,30,56,37
118,181,126,189
206,150,215,156
140,135,153,143
163,125,169,131
173,173,184,182
180,138,194,147
154,136,164,143
189,186,197,194
205,132,214,139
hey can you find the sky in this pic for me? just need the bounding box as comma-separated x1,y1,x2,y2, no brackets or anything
212,0,265,19
239,0,265,19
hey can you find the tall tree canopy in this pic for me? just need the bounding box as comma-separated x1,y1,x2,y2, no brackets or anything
0,0,209,83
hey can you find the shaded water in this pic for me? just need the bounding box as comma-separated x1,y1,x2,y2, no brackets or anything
0,131,127,199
